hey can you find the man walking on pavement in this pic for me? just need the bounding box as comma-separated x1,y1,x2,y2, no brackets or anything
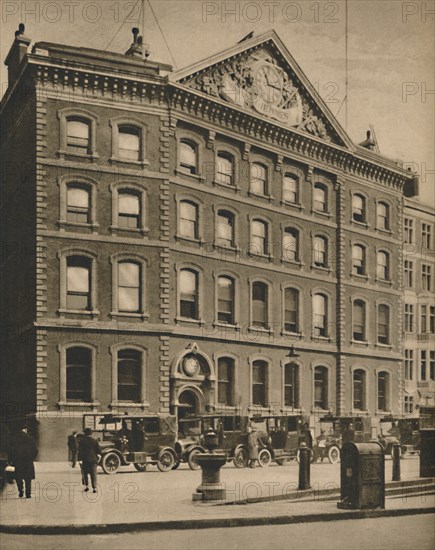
67,430,79,468
9,425,38,498
78,428,101,493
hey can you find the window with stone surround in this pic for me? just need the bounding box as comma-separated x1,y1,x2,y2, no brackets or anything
284,363,300,408
110,255,148,319
314,366,328,410
217,357,235,406
216,151,234,186
283,227,299,262
117,349,142,402
284,287,299,334
179,268,199,320
352,299,366,342
58,177,98,231
352,194,366,223
353,369,366,410
313,235,328,268
376,250,390,281
352,244,366,276
217,276,235,325
404,218,414,244
251,281,269,329
376,201,390,231
179,140,198,175
282,174,299,204
179,200,199,240
313,183,328,213
250,219,269,256
377,371,390,411
313,293,328,338
66,346,92,402
110,184,148,235
58,108,99,159
377,304,390,345
250,162,268,196
252,360,268,406
216,210,235,248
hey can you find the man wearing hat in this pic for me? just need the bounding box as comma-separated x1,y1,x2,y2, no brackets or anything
78,428,101,493
9,426,38,498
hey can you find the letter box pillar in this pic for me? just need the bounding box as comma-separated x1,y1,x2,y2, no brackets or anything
337,442,385,510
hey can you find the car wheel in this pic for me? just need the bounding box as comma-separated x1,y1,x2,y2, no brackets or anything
157,450,176,472
258,448,272,468
101,452,121,475
133,462,147,472
233,447,248,468
328,445,340,464
187,449,202,470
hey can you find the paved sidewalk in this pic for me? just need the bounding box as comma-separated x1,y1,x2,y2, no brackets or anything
1,459,433,533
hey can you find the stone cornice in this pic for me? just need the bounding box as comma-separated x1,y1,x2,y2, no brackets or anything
168,83,414,192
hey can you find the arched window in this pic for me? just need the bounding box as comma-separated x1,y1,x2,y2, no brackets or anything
179,269,199,319
376,202,389,230
66,118,90,153
179,200,198,239
66,184,90,224
118,261,141,312
313,183,328,213
353,369,366,410
377,371,390,411
216,152,234,186
314,366,328,409
313,235,327,267
284,363,300,408
117,349,142,402
251,219,268,256
252,282,268,328
217,276,235,324
216,210,235,248
179,140,197,174
353,299,366,341
218,357,234,405
250,163,267,195
376,251,390,280
352,244,366,275
284,288,299,333
377,304,390,345
283,174,298,204
118,190,141,229
118,125,141,161
352,194,366,223
66,346,91,402
313,293,328,337
283,228,299,262
252,360,267,406
66,256,91,310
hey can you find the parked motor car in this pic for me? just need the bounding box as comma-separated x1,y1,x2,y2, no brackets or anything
313,415,373,464
248,414,312,467
175,414,251,469
83,413,179,474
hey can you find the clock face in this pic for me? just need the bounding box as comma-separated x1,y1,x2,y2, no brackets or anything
183,356,199,377
255,63,283,105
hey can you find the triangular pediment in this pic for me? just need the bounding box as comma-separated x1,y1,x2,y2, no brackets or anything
172,31,354,148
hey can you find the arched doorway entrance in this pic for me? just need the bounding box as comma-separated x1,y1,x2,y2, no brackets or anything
177,389,202,437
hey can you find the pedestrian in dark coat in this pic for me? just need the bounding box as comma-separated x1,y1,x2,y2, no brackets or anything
78,428,101,493
9,426,38,498
67,431,79,467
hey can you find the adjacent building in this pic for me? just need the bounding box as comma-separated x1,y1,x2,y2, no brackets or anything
0,26,421,459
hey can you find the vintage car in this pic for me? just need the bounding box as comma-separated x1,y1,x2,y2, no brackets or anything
175,414,251,469
313,415,373,464
83,413,179,474
248,414,312,467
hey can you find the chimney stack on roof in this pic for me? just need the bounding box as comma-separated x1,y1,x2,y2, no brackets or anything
5,23,31,87
125,27,150,59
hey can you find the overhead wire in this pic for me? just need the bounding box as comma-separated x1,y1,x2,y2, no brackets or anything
104,0,142,51
147,0,178,68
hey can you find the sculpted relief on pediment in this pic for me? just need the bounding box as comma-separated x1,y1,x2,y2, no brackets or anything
180,47,334,142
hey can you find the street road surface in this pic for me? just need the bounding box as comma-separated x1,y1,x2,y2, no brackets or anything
2,514,434,550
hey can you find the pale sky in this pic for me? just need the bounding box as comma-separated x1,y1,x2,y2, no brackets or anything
1,0,433,205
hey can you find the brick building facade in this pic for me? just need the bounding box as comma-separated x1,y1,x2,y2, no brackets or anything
0,27,419,459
